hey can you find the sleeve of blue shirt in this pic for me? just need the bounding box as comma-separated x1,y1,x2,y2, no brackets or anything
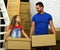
49,14,53,21
32,15,36,22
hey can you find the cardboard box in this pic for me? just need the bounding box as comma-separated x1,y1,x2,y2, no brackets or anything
8,11,19,20
20,2,30,12
8,0,20,2
20,11,30,21
21,30,30,38
21,21,31,30
7,6,19,11
5,49,31,50
32,34,56,47
5,37,31,49
25,30,30,36
49,28,60,41
55,28,60,41
7,0,20,20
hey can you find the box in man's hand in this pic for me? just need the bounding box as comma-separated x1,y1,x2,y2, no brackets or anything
32,34,56,47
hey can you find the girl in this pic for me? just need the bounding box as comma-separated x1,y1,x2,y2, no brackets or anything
4,15,29,40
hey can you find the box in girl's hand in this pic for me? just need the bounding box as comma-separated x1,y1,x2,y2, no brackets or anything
5,37,31,50
32,34,56,47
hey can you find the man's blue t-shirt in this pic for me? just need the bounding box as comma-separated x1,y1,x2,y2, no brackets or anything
32,12,52,35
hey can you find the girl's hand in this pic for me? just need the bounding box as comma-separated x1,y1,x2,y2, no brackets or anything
3,39,6,47
4,39,6,42
4,38,6,42
26,37,29,39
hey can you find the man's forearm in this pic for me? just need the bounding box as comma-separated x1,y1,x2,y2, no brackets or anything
30,22,35,38
30,27,35,38
51,26,56,34
49,21,56,34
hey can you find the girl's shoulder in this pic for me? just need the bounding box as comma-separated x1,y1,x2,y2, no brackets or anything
9,25,24,30
9,25,13,29
15,25,24,30
19,25,24,30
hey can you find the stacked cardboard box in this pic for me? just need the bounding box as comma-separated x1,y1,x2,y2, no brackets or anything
20,2,31,36
7,0,20,20
20,2,30,12
21,20,30,30
20,11,30,21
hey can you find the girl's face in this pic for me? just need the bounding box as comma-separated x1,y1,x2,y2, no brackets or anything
16,16,21,22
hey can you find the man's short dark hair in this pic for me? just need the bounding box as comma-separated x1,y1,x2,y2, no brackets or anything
36,2,44,7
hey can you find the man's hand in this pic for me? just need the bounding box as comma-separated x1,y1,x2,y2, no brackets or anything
49,20,56,35
30,35,32,38
30,22,35,38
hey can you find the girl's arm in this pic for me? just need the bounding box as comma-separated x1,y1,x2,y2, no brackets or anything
21,29,29,39
4,29,11,40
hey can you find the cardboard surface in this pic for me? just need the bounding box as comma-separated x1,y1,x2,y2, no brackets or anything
32,34,56,47
20,2,30,12
21,21,30,30
7,0,20,20
55,28,60,41
20,11,30,21
49,28,60,41
5,37,31,49
6,49,31,50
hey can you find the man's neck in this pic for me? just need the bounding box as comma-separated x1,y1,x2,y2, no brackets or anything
39,11,44,14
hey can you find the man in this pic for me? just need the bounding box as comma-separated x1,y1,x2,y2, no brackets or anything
30,2,56,50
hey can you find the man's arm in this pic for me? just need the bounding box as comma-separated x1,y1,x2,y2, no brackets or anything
49,20,56,35
30,22,35,38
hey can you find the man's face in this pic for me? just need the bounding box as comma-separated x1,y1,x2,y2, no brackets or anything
36,5,43,13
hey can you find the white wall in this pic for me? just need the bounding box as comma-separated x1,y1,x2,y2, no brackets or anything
30,0,60,28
